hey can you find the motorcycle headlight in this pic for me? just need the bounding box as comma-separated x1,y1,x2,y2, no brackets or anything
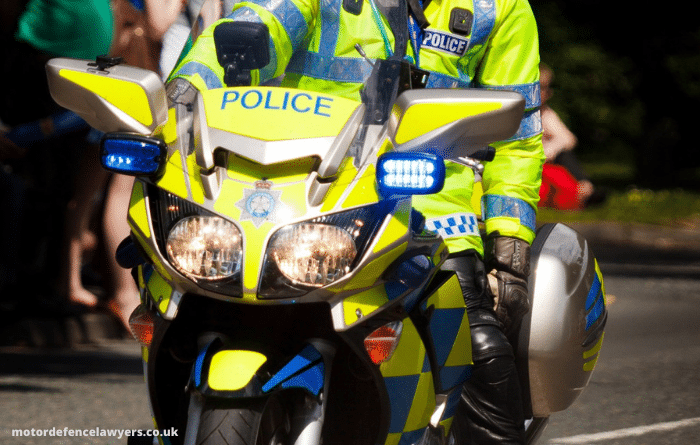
268,223,357,287
166,216,243,280
259,202,395,299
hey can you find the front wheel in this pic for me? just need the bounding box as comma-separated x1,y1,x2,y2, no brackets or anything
195,397,290,445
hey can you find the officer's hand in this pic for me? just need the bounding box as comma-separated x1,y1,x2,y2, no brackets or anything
488,269,529,341
485,236,531,341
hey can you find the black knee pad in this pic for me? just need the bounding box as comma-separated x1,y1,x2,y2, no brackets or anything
470,323,514,364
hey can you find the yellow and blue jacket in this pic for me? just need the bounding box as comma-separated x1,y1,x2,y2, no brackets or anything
170,0,544,256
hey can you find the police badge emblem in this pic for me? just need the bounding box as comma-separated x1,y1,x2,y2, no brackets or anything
236,180,282,227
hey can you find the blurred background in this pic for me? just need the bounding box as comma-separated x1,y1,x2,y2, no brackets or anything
532,0,700,226
535,0,700,189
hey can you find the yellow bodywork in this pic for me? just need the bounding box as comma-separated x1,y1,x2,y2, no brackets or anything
394,101,503,145
46,57,499,445
58,68,155,127
342,286,390,326
208,350,268,391
424,274,472,369
583,333,605,372
378,274,472,443
203,87,360,141
214,156,314,299
583,259,606,372
380,318,435,441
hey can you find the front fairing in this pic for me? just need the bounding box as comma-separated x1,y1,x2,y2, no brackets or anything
137,31,463,441
130,84,441,319
128,0,434,314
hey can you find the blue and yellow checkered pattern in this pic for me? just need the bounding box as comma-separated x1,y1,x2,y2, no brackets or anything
425,212,480,238
379,274,472,444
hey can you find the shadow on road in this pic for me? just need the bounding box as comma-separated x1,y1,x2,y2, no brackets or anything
0,346,142,376
590,241,700,279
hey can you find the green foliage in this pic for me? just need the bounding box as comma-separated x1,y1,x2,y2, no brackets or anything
530,0,700,188
538,188,700,226
533,2,642,166
664,30,700,101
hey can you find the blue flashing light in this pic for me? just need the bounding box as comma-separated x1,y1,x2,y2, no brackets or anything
100,134,166,176
377,152,445,197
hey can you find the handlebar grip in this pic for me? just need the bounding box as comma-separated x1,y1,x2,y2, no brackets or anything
470,146,496,162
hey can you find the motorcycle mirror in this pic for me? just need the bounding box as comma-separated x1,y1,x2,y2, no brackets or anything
46,57,168,135
389,89,525,161
214,22,271,86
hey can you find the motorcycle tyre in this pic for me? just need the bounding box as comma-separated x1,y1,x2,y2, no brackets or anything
195,397,290,445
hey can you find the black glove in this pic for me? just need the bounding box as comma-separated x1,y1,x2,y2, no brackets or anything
484,236,531,341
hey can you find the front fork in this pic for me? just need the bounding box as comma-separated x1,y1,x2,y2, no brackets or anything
182,338,336,445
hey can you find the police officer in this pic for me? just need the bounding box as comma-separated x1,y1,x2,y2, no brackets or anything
171,0,544,442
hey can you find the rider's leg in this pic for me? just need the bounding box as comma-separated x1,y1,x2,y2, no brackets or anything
442,253,525,445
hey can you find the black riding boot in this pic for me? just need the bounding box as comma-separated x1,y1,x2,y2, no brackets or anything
460,324,525,444
442,254,525,445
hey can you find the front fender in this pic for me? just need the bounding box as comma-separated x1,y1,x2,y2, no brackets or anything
191,340,326,399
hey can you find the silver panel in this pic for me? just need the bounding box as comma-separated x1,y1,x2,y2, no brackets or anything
206,128,338,165
316,104,365,178
519,223,605,416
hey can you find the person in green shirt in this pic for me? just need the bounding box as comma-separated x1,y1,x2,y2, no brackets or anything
15,0,113,59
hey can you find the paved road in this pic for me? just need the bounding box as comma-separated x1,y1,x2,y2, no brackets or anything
539,256,700,444
1,242,699,445
0,341,151,445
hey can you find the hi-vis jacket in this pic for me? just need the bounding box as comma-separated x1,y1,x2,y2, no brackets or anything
171,0,545,256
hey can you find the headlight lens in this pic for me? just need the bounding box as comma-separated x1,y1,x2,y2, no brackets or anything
259,202,395,299
268,224,357,287
166,216,242,280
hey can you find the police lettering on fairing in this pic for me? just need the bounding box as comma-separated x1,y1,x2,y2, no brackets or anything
221,89,334,117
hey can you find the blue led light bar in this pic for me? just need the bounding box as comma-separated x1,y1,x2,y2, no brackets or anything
377,152,445,196
100,133,166,176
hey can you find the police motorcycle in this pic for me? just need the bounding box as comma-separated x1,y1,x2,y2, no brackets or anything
46,1,607,443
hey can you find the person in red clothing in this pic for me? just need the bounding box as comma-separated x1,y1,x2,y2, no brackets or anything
538,63,605,210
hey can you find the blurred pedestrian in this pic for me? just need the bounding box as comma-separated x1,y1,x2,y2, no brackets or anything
0,136,26,309
1,0,183,331
59,0,185,330
539,63,606,210
0,0,113,317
